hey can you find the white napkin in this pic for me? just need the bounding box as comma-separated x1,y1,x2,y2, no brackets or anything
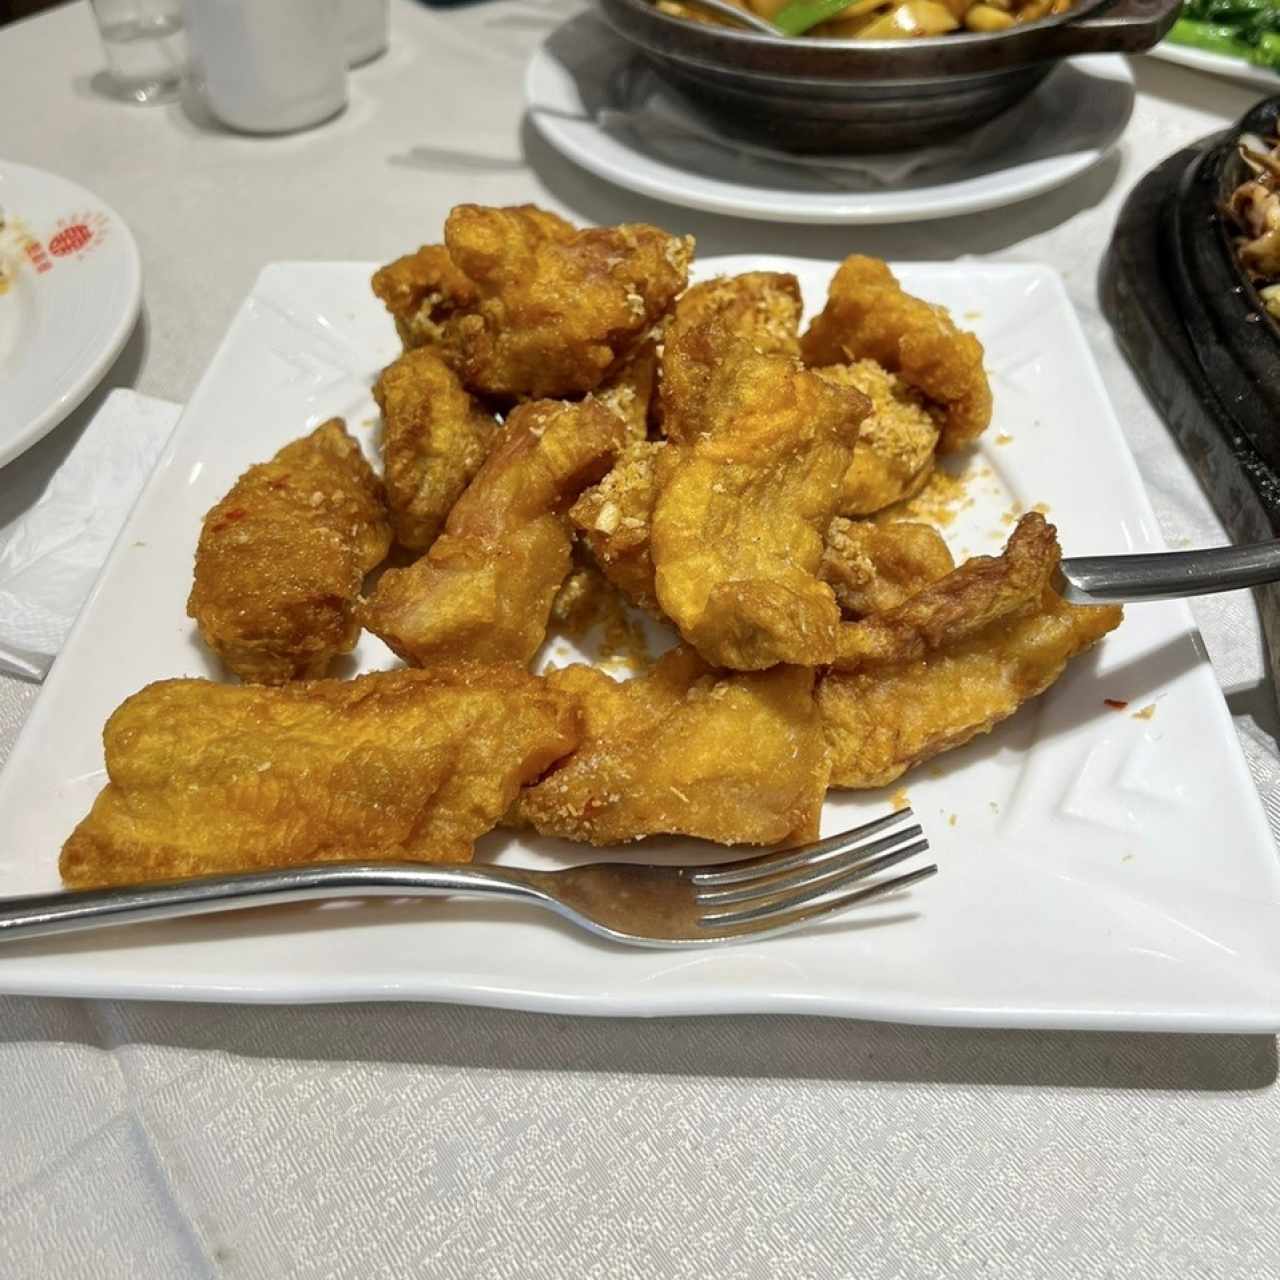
0,389,180,681
595,71,1029,189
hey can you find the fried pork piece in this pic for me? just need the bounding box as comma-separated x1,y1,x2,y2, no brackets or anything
362,397,625,667
821,519,955,617
820,590,1123,788
668,272,802,359
512,647,828,847
595,338,659,445
651,324,868,669
833,513,1058,671
801,255,992,452
570,440,664,612
60,666,581,889
375,348,498,551
816,360,942,515
187,419,391,685
430,204,693,399
658,272,804,435
370,243,478,350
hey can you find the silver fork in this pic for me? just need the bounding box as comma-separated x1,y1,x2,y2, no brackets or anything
1055,538,1280,603
0,809,933,949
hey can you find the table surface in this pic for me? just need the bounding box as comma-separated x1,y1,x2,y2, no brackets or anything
4,3,1280,1277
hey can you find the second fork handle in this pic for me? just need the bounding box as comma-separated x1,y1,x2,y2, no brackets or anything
1055,539,1280,605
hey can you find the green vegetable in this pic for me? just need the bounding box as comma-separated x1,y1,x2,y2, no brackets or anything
1167,0,1280,68
1256,28,1280,62
773,0,862,36
1169,16,1256,56
1183,0,1272,23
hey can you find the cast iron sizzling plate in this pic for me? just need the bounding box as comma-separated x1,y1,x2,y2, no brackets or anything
1101,96,1280,695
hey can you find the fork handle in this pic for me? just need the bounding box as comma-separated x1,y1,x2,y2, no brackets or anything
1055,539,1280,605
0,863,551,944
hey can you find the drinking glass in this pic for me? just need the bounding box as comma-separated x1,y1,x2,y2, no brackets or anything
89,0,187,105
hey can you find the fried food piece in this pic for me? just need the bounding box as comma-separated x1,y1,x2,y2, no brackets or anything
651,324,868,669
371,243,478,350
187,420,391,685
658,272,804,435
816,360,941,515
659,279,802,442
60,665,581,889
570,440,664,612
821,519,955,617
801,256,992,452
432,204,693,399
833,513,1057,670
512,647,828,846
374,348,498,551
595,338,659,445
669,272,802,359
362,397,625,668
820,591,1123,788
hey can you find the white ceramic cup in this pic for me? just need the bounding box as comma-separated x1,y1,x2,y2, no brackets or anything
182,0,347,134
344,0,388,67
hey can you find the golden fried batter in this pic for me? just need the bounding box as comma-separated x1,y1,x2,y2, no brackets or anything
375,348,498,551
595,338,659,445
821,519,955,617
362,397,625,668
801,256,992,452
433,204,692,399
570,440,664,613
834,513,1058,670
187,419,391,685
651,324,868,669
658,272,803,435
669,272,802,359
816,360,941,515
60,665,581,889
370,243,478,350
820,591,1123,788
512,648,828,846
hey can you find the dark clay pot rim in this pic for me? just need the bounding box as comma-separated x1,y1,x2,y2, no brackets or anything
599,0,1179,82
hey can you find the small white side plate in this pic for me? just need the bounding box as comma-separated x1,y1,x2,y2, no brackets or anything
524,13,1135,225
1149,42,1280,92
0,161,142,468
0,256,1278,1031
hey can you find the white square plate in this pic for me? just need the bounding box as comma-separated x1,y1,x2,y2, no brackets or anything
2,256,1279,1031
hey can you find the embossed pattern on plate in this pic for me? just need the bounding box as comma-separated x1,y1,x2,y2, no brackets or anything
0,256,1277,1030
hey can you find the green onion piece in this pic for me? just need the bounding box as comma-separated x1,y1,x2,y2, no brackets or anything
773,0,867,36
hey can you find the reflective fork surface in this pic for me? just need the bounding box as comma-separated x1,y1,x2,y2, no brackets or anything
0,809,934,949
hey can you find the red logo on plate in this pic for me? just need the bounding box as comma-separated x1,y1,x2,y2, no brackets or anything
46,210,108,259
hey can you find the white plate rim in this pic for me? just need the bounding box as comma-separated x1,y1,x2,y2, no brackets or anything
1148,41,1280,92
0,160,143,469
524,30,1134,225
1,256,1278,1031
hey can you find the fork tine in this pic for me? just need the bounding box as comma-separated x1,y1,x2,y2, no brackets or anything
689,808,918,886
701,864,938,939
698,839,931,923
694,827,927,906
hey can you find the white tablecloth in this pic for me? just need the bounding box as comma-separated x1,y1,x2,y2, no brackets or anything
3,3,1280,1276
